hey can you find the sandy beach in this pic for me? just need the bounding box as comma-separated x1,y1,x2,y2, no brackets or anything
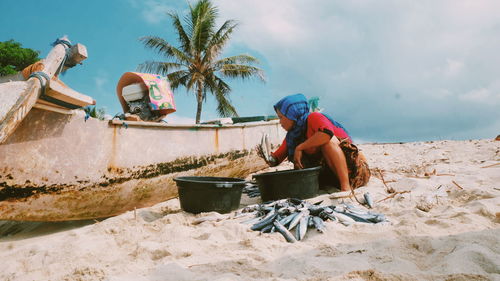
0,139,499,281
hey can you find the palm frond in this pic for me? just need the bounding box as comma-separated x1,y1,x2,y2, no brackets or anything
219,64,265,81
137,61,185,76
215,93,237,117
205,75,238,117
190,0,217,53
139,36,191,64
213,54,260,68
166,70,191,90
202,20,238,63
168,12,191,54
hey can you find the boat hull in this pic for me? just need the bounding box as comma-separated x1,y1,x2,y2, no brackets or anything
0,109,284,221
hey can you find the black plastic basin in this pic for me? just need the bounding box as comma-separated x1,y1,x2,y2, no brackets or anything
252,166,321,201
174,176,247,214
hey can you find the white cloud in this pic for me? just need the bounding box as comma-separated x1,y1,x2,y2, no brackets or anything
94,77,106,88
143,0,500,140
459,88,491,103
443,59,464,78
131,0,174,24
425,88,453,100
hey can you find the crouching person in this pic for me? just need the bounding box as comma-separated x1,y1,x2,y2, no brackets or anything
264,94,370,192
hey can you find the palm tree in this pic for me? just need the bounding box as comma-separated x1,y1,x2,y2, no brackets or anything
138,0,265,124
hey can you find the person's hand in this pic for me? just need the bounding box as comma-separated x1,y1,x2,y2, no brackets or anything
268,155,278,167
294,146,303,169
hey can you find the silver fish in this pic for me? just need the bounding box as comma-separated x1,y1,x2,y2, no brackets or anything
364,192,374,208
241,215,263,225
330,211,356,224
264,134,271,159
308,216,315,227
273,220,297,243
296,215,309,241
242,204,260,213
251,209,278,231
260,223,274,233
234,210,256,219
279,212,299,227
312,216,326,233
307,205,325,216
257,133,275,164
288,209,309,230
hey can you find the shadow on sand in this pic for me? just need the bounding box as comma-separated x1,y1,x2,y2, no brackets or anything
0,219,102,241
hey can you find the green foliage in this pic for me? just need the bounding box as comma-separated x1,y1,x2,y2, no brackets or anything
138,0,265,123
0,39,40,76
84,106,106,120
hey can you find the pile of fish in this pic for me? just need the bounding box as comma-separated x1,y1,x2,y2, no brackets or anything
242,183,261,198
238,198,388,243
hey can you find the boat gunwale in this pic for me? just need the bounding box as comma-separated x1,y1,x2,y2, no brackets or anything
109,119,279,129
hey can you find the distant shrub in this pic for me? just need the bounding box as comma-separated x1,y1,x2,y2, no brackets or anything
0,39,40,76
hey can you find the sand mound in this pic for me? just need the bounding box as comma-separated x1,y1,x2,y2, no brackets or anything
0,139,498,280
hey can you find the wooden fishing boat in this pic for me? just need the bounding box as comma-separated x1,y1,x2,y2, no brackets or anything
0,37,284,221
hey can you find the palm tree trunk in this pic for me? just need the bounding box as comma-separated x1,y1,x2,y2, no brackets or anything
195,83,203,124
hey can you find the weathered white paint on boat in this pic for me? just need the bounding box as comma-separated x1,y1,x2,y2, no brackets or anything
0,108,285,221
0,36,92,144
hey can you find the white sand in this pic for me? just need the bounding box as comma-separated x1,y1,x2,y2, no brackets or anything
0,139,499,281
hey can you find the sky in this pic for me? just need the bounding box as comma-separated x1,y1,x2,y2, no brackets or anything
1,0,499,143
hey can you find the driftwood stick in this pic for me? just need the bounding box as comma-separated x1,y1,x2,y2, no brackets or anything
481,162,500,168
451,180,464,190
376,191,410,203
330,193,358,199
376,168,388,186
376,168,394,193
350,188,364,205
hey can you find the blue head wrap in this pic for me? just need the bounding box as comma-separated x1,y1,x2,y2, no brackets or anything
274,93,351,162
274,94,310,161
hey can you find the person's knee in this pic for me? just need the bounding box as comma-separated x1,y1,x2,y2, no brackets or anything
320,138,340,154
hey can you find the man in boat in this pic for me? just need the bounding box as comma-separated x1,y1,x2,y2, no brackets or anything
262,93,370,192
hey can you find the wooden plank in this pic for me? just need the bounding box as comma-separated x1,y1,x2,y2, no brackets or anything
35,98,69,110
33,103,73,114
68,43,88,64
46,79,95,107
0,36,74,144
62,43,88,72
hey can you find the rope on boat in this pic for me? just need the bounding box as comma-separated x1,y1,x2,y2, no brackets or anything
111,113,128,128
52,38,72,49
51,38,72,76
28,71,50,95
28,71,81,110
26,39,83,110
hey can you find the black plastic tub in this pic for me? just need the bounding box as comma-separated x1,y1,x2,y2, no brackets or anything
252,166,321,201
173,176,247,214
